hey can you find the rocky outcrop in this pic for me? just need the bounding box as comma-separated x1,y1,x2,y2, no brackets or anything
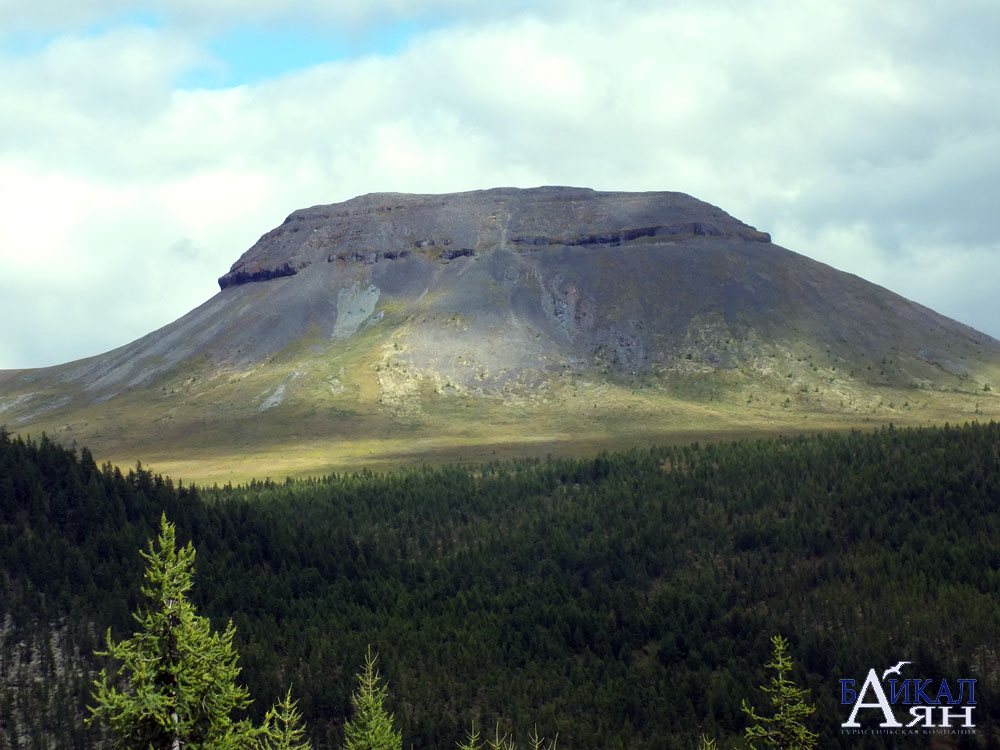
510,221,770,251
218,262,302,289
216,187,771,289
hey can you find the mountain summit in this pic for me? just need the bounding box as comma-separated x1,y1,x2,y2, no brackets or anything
2,187,998,481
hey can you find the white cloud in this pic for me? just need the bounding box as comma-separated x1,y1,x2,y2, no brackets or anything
775,218,1000,339
0,0,545,36
1,0,998,368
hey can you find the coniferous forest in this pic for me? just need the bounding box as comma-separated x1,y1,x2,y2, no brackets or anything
1,422,999,748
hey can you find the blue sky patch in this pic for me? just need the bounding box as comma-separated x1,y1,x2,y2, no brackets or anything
1,12,429,89
183,19,428,89
0,9,164,59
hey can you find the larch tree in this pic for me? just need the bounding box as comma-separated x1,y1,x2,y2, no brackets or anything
87,514,257,749
741,635,818,750
342,646,402,750
260,687,312,750
456,722,557,749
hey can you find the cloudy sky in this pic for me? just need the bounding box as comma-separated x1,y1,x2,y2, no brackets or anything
2,0,997,369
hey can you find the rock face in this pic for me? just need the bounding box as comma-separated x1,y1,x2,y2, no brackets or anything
1,186,998,477
218,187,771,290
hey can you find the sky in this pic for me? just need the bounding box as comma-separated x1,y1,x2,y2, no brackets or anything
1,0,998,369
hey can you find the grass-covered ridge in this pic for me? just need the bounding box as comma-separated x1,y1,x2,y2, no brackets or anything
2,423,999,747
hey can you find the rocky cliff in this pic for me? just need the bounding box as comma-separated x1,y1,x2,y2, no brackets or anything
218,187,770,289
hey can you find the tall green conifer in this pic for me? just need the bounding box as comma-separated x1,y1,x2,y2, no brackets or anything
87,514,257,749
741,635,818,750
260,687,312,750
342,646,402,750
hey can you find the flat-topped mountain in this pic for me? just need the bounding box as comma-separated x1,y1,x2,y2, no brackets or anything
218,186,770,289
2,187,998,482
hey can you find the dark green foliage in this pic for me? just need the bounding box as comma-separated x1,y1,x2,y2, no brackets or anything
2,423,1000,748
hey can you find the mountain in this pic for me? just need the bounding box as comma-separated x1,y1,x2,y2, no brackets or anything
1,187,998,482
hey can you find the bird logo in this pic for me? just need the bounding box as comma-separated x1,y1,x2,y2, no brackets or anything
881,661,911,681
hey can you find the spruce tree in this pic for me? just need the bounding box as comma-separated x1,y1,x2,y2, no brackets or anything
87,514,257,749
741,635,818,750
342,646,402,750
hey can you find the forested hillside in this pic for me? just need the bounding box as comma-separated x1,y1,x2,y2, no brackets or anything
1,423,999,748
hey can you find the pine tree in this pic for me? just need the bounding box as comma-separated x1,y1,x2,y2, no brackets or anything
741,635,818,750
87,514,257,749
260,687,311,750
342,646,402,750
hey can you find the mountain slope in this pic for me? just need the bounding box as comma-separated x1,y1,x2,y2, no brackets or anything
2,187,998,482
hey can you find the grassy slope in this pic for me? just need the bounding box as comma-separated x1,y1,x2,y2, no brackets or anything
14,312,998,485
